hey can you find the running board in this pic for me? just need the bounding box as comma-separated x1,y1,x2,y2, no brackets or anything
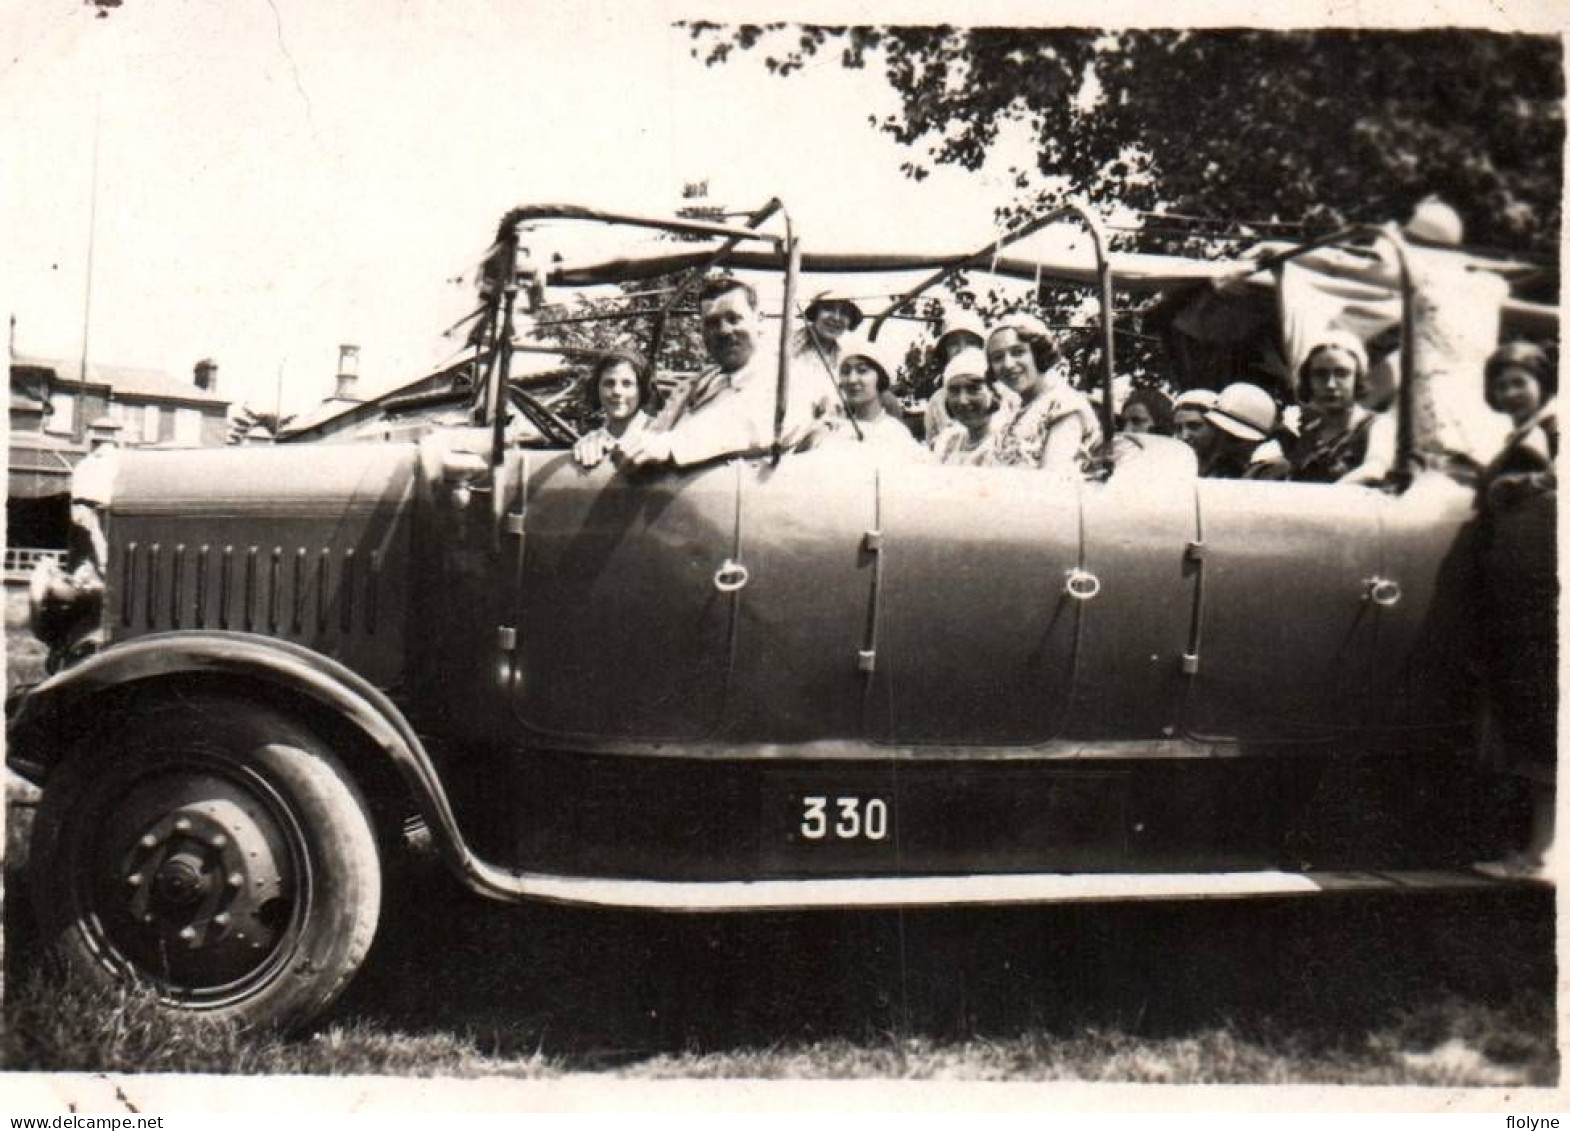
459,866,1535,912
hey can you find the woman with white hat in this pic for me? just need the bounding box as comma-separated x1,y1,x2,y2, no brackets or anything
1172,388,1219,452
1196,382,1284,479
928,347,1007,466
794,290,864,378
836,333,923,457
921,306,987,437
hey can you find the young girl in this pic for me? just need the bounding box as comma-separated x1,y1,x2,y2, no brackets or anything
1473,341,1557,881
571,347,654,469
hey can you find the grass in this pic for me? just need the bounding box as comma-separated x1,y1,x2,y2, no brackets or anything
4,966,556,1077
5,842,1558,1083
627,1005,1558,1084
3,959,1555,1084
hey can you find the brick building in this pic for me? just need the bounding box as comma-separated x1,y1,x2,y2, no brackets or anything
7,354,231,564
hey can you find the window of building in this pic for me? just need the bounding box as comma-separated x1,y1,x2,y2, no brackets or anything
174,407,202,445
13,399,44,433
142,404,161,444
46,393,74,435
109,401,140,444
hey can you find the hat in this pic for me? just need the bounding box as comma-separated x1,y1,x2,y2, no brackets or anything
1485,340,1556,405
804,290,864,331
941,347,989,389
989,311,1052,341
596,343,650,378
1173,388,1219,414
1403,197,1464,246
936,307,986,351
839,332,896,388
1299,330,1368,379
1204,383,1277,442
1296,330,1369,401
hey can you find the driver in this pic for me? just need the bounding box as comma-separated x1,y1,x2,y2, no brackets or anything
619,276,827,468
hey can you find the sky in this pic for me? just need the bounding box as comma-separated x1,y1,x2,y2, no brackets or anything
3,0,1561,420
3,1,1040,418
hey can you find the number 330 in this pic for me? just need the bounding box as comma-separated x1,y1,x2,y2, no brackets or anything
800,796,888,841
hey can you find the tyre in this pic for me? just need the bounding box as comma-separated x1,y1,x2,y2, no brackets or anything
29,693,382,1032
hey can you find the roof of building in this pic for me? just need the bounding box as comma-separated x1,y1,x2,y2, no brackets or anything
277,362,469,440
11,387,48,413
10,353,229,407
7,431,85,497
276,396,367,438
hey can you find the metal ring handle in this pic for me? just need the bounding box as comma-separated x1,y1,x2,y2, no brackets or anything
1366,577,1402,607
1064,568,1101,601
713,559,750,593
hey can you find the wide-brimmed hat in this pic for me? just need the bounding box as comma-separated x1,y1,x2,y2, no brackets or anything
804,290,864,331
1204,383,1278,442
1173,388,1219,414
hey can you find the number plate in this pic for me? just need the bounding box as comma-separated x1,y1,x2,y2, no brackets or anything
796,793,892,843
759,772,899,871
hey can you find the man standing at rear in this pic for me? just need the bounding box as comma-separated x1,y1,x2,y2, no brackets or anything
620,276,826,468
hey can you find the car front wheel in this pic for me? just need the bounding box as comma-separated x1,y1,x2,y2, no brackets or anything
29,693,382,1032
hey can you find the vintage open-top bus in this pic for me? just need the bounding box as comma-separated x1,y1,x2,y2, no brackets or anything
8,200,1556,1030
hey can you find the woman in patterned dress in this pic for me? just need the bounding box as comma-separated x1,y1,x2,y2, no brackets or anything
984,315,1101,474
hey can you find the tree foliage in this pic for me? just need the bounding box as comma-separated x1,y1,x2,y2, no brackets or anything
523,195,718,430
686,25,1562,260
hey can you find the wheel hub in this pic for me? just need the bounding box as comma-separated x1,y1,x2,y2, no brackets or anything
151,852,209,908
102,776,299,986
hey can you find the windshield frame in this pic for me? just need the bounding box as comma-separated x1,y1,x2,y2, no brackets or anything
471,204,795,469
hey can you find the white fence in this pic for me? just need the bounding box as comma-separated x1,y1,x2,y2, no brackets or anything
3,547,65,582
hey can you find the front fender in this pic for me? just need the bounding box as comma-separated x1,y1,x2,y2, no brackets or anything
6,630,473,873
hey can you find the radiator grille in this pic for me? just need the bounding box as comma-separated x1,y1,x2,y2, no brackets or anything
116,541,386,641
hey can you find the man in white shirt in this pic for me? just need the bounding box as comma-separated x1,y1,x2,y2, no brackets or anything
619,277,825,468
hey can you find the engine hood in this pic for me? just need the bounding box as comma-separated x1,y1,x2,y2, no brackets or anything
110,444,419,519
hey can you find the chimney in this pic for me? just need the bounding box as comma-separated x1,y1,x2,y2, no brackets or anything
194,357,218,391
335,344,361,401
